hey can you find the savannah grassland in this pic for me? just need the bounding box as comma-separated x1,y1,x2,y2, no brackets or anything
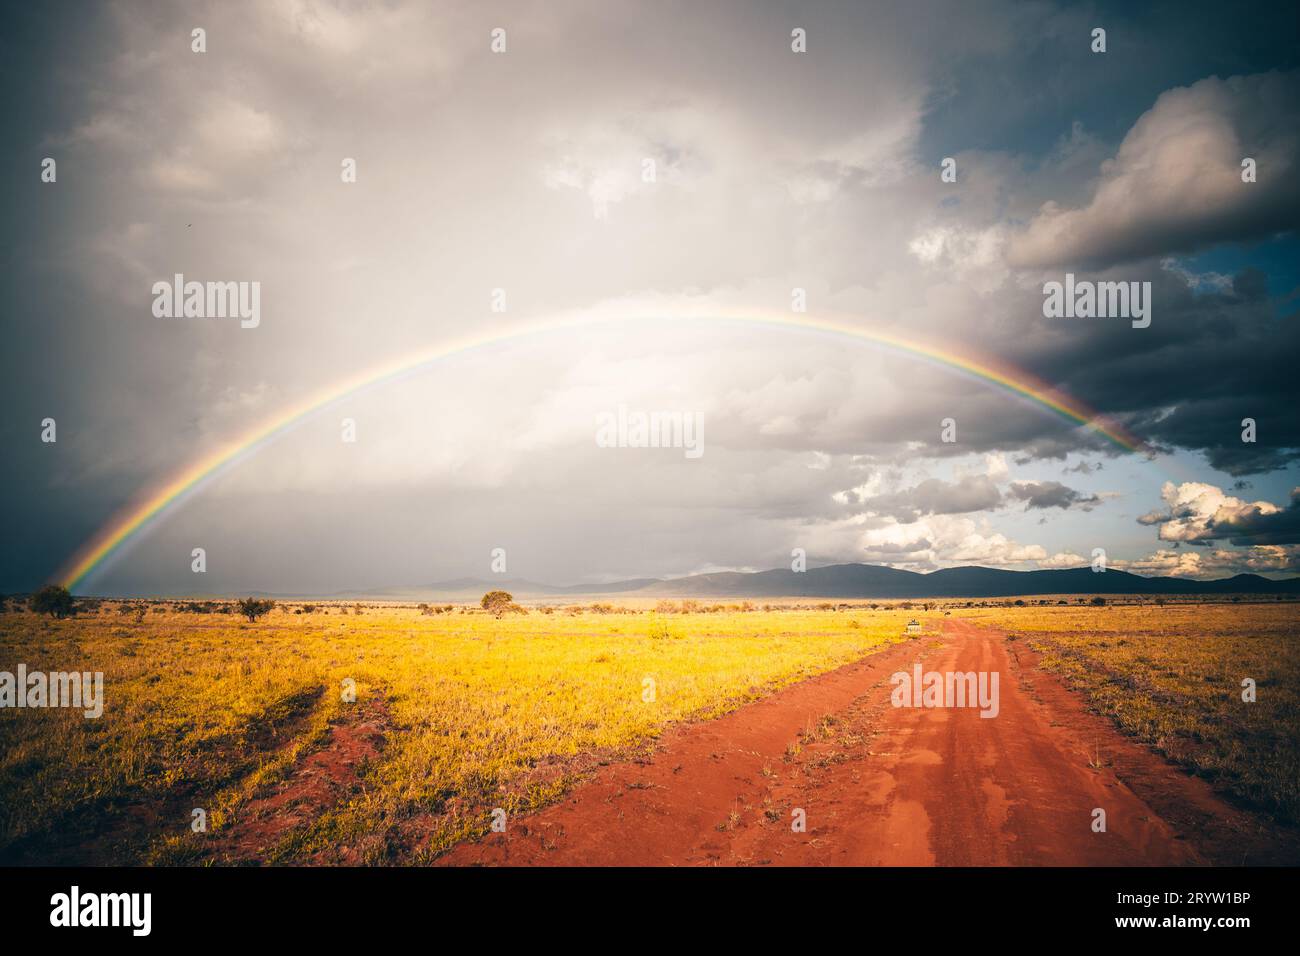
0,598,1296,864
0,600,917,864
966,601,1300,823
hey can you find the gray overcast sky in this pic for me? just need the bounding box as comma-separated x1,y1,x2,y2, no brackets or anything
3,0,1300,595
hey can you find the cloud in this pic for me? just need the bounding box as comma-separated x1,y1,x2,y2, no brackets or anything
908,224,1010,293
540,109,708,219
851,474,1004,522
1203,487,1300,545
1118,545,1299,578
6,2,1300,593
1007,480,1102,511
1007,71,1300,268
1136,481,1293,544
857,514,1048,570
1036,551,1087,569
1064,460,1102,475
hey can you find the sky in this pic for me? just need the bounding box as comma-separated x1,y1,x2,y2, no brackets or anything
2,0,1299,596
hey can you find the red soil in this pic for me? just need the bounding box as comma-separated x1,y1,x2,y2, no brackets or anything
205,698,388,865
437,619,1300,866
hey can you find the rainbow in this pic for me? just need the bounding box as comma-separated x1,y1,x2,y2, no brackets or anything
56,307,1147,592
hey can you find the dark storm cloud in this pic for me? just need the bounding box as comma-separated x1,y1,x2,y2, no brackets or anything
919,66,1300,479
994,265,1300,476
1007,71,1300,270
1007,480,1100,511
1206,489,1300,545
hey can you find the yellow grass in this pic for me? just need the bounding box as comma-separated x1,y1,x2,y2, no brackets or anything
6,598,1295,863
0,602,916,863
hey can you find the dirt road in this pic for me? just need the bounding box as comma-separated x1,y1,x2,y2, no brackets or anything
439,619,1296,866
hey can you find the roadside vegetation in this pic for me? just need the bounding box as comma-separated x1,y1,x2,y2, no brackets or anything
0,598,916,863
969,602,1300,823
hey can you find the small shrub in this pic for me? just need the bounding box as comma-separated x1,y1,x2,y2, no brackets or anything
237,597,275,622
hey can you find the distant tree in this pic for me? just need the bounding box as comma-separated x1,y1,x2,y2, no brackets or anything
30,585,75,619
237,597,275,622
1090,596,1107,606
481,590,514,615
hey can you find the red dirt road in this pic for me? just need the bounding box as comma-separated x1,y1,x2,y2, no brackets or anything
440,619,1297,866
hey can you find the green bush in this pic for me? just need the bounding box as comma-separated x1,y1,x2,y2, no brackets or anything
237,597,275,622
30,585,75,619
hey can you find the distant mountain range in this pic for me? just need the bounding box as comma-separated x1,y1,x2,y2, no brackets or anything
352,563,1300,601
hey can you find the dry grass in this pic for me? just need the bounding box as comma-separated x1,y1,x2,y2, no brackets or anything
0,602,915,863
966,602,1300,823
6,598,1294,863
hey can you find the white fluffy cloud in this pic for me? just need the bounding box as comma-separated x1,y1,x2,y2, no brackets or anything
1036,551,1087,569
857,513,1047,569
1119,545,1300,578
1138,481,1283,542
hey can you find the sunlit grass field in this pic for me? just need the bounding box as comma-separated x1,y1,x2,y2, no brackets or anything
0,601,917,864
966,602,1300,823
4,598,1295,864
